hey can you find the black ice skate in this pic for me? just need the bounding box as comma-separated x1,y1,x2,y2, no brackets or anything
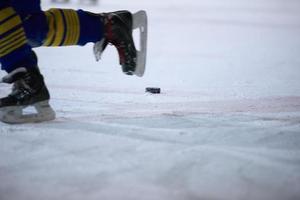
0,67,55,124
93,10,148,77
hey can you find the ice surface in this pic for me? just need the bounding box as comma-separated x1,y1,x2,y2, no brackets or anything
1,0,300,200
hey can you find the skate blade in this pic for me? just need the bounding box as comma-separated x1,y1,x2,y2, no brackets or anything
0,100,56,124
132,10,148,77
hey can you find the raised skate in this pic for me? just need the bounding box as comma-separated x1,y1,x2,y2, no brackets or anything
93,10,148,77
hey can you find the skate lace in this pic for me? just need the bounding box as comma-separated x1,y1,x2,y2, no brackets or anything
10,78,35,100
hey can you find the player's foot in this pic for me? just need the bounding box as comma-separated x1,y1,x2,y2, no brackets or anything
93,10,148,77
0,66,55,124
96,10,137,75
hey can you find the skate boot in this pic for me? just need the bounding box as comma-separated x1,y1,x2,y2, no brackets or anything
0,67,55,124
93,10,148,77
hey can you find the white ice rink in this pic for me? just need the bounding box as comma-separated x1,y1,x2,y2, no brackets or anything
1,0,300,199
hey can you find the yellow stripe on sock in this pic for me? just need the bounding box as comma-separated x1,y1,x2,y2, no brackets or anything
43,11,56,46
0,35,27,54
62,10,71,45
0,28,25,49
62,9,80,45
71,11,80,45
0,37,27,57
43,9,80,46
0,7,15,22
0,15,22,35
0,8,28,57
50,9,65,46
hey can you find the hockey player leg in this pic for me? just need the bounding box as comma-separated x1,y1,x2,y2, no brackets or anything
0,4,55,124
41,8,148,76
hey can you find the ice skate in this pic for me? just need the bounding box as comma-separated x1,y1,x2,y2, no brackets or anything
0,67,55,124
93,10,148,77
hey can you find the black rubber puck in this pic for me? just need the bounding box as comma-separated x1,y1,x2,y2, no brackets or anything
146,87,161,94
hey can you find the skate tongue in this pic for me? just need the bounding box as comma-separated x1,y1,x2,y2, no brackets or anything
93,39,108,61
1,67,27,84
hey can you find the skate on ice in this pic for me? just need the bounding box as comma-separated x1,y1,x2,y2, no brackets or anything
94,10,148,77
0,0,148,124
0,67,55,124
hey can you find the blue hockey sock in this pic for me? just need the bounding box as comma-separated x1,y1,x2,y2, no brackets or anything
0,6,37,72
42,8,104,47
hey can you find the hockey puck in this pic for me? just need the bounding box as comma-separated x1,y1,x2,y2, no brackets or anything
146,87,161,94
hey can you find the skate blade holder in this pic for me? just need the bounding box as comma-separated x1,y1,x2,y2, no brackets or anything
132,10,148,77
0,101,56,124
